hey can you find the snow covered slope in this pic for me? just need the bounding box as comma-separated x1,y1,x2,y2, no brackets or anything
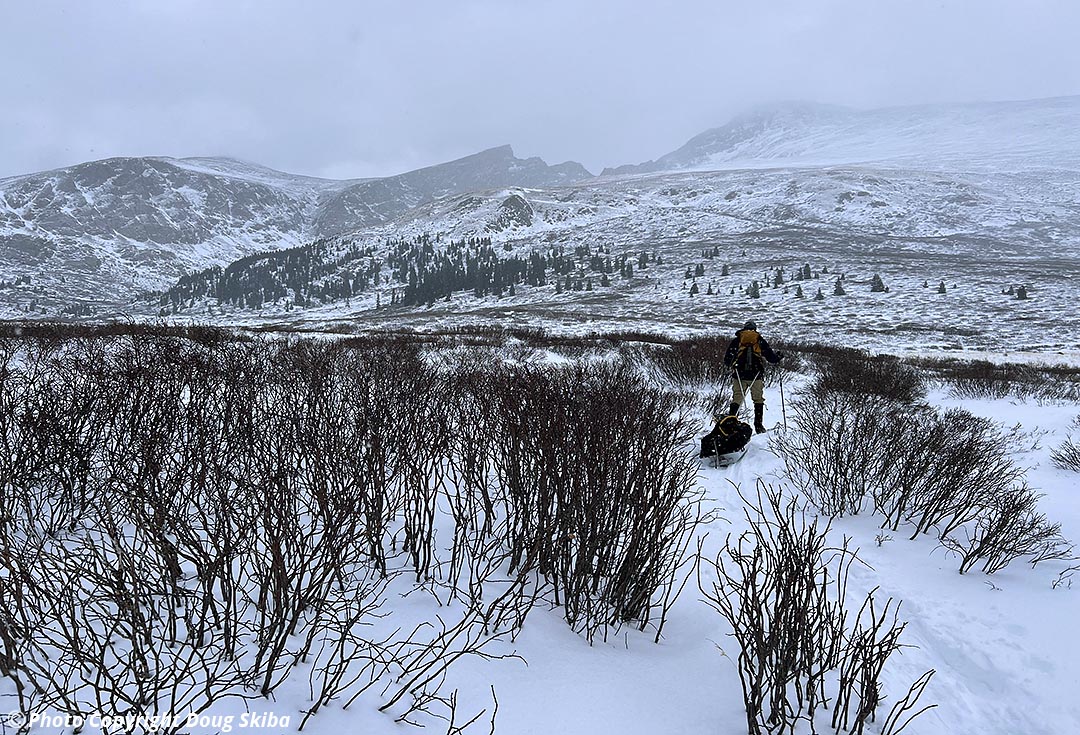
2,95,1078,357
160,156,362,195
146,160,1080,356
313,145,592,238
0,147,591,304
604,96,1080,175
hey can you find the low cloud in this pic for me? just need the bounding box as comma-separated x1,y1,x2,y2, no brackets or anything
2,0,1078,180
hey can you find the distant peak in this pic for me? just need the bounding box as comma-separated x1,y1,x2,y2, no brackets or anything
181,156,247,165
607,94,1080,176
179,155,255,165
471,144,516,159
412,145,520,172
730,100,850,124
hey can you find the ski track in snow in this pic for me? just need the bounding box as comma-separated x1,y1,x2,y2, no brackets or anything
395,386,1078,735
448,384,1080,735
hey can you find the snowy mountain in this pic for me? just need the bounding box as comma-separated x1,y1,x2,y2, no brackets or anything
148,158,1079,355
0,156,323,285
603,96,1080,175
2,95,1078,356
313,145,590,238
0,147,591,305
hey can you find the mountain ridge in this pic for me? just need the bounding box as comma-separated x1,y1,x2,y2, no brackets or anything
2,95,1078,332
0,144,593,303
313,145,592,238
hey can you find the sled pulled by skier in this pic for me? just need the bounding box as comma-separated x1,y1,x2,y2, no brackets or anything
699,410,753,465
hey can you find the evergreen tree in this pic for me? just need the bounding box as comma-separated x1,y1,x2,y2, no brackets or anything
937,280,947,294
748,281,761,298
870,273,888,293
796,284,804,298
815,288,825,300
689,282,700,296
833,278,846,296
1016,285,1029,299
722,264,730,277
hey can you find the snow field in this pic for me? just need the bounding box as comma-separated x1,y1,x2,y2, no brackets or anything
2,340,1078,735
430,380,1080,735
300,376,1080,735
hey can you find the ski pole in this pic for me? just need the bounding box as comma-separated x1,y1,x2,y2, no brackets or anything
779,368,788,430
733,369,747,419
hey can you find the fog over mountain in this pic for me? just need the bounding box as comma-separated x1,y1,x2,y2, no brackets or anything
4,1,1080,182
604,96,1080,175
2,94,1077,354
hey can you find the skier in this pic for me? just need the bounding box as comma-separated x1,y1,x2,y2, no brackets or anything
722,320,783,434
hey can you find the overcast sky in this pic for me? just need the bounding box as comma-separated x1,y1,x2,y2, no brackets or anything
2,0,1079,180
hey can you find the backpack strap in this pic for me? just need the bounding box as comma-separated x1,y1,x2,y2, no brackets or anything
717,415,740,437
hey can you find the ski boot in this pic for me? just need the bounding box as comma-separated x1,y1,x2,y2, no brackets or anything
754,403,766,434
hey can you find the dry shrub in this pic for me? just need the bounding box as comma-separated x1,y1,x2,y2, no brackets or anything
934,359,1080,403
487,360,704,641
773,389,1070,575
698,482,936,735
1051,437,1080,472
0,331,709,732
808,347,925,404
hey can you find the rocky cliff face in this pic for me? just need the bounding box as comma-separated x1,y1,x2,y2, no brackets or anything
313,146,590,238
